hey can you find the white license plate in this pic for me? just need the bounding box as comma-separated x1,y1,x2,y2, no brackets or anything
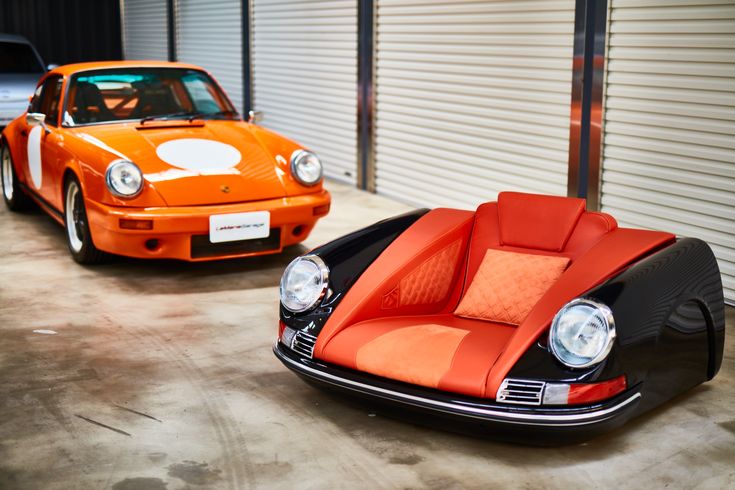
209,211,270,243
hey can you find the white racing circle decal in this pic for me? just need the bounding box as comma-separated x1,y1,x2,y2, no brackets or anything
155,138,241,172
27,125,43,189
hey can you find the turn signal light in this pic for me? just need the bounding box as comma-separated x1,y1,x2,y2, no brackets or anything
119,218,153,230
313,204,330,217
542,375,627,406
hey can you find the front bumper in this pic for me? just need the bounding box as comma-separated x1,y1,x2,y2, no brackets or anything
85,190,330,261
274,341,642,445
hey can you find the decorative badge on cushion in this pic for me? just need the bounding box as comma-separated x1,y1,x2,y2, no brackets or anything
273,191,726,445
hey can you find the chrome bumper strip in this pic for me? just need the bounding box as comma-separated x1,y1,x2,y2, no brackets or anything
275,343,641,427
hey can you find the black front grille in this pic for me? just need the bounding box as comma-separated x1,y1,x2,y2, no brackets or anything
190,228,281,259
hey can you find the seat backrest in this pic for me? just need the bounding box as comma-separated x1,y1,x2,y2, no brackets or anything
464,191,617,287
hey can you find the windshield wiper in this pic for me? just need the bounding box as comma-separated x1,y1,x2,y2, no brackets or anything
140,110,239,125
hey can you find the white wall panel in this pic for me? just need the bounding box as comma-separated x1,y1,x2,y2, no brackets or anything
374,0,576,209
252,0,358,184
176,0,244,112
601,0,735,303
122,0,168,61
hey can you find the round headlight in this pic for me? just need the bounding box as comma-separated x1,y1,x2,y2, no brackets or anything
290,149,323,186
549,298,616,368
280,255,329,313
106,160,143,197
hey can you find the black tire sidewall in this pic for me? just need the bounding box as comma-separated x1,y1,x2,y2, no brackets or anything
1,142,29,210
63,176,102,263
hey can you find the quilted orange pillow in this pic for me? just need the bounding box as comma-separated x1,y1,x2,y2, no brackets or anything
455,249,570,325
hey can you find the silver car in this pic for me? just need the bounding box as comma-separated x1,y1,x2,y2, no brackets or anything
0,34,50,128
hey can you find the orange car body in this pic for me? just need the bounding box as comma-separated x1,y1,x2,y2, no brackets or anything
1,61,330,261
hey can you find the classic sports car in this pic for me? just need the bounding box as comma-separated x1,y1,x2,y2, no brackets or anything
273,192,726,444
0,61,330,263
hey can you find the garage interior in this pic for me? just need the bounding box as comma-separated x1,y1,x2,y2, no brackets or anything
1,0,734,489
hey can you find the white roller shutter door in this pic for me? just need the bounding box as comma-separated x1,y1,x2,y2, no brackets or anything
374,0,576,209
175,0,244,112
251,0,358,184
122,0,169,61
600,0,735,303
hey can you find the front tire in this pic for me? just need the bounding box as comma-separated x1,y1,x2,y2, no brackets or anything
64,176,106,264
1,141,33,211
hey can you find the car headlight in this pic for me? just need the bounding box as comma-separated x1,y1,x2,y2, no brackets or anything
106,160,143,197
549,298,616,368
290,149,323,186
280,254,329,313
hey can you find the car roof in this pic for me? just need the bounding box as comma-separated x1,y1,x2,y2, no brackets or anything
0,33,32,44
49,60,207,77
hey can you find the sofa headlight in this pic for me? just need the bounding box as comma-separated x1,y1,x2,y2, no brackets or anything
549,298,616,368
106,160,143,197
290,149,323,186
280,255,329,313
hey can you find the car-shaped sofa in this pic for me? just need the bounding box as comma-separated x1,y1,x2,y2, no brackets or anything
273,191,725,444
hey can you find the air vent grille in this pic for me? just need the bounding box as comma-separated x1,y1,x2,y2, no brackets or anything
291,331,318,359
496,378,545,406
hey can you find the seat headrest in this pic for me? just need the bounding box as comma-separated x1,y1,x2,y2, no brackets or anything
497,191,585,252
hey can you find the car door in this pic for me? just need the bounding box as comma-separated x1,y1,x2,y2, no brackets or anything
24,75,64,209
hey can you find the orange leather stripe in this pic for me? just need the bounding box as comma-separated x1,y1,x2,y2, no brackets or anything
355,324,470,389
484,228,675,397
314,208,475,358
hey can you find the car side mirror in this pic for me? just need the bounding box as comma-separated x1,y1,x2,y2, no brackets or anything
46,63,59,71
26,112,46,127
248,110,264,124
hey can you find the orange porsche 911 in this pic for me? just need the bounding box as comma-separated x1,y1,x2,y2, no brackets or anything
0,61,331,263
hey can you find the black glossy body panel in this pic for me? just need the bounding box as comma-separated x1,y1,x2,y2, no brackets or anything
509,237,725,415
280,209,428,335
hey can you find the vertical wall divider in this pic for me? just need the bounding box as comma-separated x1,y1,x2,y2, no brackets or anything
166,0,176,61
357,0,376,192
567,0,608,210
241,0,252,114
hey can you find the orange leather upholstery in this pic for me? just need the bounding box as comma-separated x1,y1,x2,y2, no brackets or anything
317,192,675,399
455,249,570,325
497,191,585,251
356,324,470,388
322,315,516,397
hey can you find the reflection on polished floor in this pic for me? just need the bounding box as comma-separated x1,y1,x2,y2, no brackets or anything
0,180,733,489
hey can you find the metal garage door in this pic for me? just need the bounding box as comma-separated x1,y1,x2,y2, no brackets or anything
121,0,169,61
175,0,244,112
251,0,358,184
374,0,577,208
600,0,735,303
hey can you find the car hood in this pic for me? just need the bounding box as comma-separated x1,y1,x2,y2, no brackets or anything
68,121,288,206
0,74,41,102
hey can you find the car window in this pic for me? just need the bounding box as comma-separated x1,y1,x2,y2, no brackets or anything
0,41,44,73
28,76,64,126
64,68,237,126
29,76,64,126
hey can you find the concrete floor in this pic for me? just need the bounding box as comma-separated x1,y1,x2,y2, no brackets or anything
0,180,733,490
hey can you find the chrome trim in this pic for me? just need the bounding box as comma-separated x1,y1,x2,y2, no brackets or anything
291,331,318,359
549,298,616,369
275,344,641,427
105,159,144,198
279,254,330,313
496,379,545,406
289,149,323,186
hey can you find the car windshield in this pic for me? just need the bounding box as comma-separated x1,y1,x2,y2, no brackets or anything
0,41,44,73
63,68,238,126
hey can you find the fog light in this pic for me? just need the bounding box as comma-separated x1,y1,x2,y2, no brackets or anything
120,218,153,230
